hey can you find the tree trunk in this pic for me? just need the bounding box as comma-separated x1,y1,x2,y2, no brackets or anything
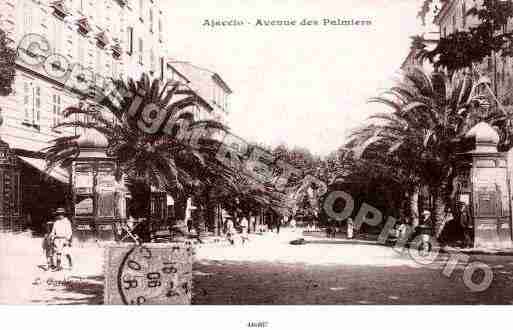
199,189,214,235
172,192,188,223
204,190,215,234
410,185,420,228
431,185,446,238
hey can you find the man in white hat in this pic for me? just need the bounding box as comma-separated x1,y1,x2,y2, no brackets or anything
50,208,73,271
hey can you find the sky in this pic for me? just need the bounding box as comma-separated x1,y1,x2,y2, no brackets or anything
163,0,434,157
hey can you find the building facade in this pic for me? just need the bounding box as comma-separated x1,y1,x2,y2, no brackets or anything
167,60,232,125
0,0,170,232
434,0,513,105
8,0,168,152
431,0,513,248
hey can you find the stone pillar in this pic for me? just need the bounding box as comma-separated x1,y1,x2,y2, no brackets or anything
464,122,512,248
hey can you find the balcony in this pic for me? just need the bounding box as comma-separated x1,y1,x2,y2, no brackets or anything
50,0,70,19
76,18,92,36
95,31,109,49
114,0,128,7
111,44,122,59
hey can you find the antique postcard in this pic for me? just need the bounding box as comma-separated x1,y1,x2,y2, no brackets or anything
0,0,512,328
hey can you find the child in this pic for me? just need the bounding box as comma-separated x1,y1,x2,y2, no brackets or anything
42,224,55,271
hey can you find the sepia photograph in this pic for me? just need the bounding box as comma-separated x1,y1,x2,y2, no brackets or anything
1,0,513,326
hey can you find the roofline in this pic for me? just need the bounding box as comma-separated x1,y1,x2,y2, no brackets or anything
166,62,191,84
167,60,233,94
212,73,233,94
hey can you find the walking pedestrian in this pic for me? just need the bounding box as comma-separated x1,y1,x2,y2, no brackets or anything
347,217,354,239
276,216,281,234
240,216,249,244
50,208,73,271
290,217,297,232
226,216,236,245
250,213,257,233
459,203,473,248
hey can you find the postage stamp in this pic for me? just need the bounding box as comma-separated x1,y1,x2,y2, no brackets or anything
104,242,193,305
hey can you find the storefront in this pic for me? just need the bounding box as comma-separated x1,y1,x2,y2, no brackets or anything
0,139,22,232
0,138,71,233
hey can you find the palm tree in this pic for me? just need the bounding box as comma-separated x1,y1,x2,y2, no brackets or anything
44,74,239,225
348,67,511,229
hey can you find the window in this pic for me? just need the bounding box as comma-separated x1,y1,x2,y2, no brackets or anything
96,48,103,75
23,83,41,127
52,94,62,128
158,18,163,42
462,1,466,28
138,38,143,64
96,1,104,29
112,58,119,79
149,8,154,32
111,9,119,38
443,27,447,38
452,15,456,32
52,16,62,54
22,2,35,36
127,27,134,55
150,49,155,73
79,0,85,12
86,40,94,69
159,57,164,80
139,0,143,20
23,82,30,122
78,41,85,64
34,86,41,126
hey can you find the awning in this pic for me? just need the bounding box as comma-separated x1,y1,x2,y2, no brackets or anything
18,156,69,184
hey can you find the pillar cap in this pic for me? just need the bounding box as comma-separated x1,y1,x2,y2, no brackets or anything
77,129,108,149
465,121,500,153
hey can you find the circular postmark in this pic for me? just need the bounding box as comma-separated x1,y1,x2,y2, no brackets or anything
117,243,192,305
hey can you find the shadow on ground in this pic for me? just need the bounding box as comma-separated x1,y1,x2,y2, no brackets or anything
192,258,513,305
305,239,381,247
